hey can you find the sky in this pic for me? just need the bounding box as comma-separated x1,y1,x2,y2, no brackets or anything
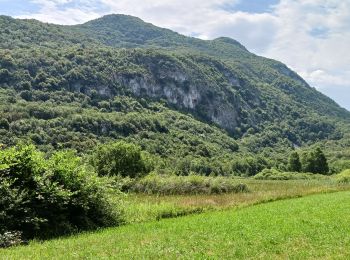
0,0,349,110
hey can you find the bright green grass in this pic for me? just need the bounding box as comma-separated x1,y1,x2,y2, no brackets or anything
2,191,350,259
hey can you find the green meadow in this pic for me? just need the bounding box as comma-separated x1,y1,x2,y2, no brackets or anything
2,188,350,259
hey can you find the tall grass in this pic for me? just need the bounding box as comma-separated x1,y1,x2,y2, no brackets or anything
120,178,350,223
128,174,248,195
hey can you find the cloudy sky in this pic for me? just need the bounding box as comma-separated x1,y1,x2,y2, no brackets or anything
1,0,349,110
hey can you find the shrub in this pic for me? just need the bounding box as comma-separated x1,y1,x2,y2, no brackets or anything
254,168,327,180
129,174,249,195
91,141,151,178
0,145,122,241
0,231,23,248
231,156,268,176
330,160,350,174
335,169,350,183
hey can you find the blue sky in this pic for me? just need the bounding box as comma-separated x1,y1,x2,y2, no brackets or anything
0,0,38,16
0,0,349,111
223,0,279,13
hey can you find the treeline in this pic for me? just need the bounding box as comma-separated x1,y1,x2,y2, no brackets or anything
288,148,329,174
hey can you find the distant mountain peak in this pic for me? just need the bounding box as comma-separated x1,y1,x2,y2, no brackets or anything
83,13,144,24
77,13,179,46
212,37,247,51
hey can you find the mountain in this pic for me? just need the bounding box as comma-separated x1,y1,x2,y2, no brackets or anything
0,14,349,174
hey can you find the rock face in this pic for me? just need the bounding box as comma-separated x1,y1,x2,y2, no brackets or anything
115,73,200,109
72,83,112,98
112,59,244,133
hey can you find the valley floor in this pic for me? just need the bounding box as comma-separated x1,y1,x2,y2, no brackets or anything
2,180,350,259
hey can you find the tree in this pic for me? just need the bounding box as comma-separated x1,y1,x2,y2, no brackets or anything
301,151,313,173
312,147,329,174
301,148,329,174
91,141,149,178
288,151,301,172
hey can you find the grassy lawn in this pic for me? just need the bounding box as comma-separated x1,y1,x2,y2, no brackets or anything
2,191,350,259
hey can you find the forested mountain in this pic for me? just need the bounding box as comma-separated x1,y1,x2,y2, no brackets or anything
1,14,349,174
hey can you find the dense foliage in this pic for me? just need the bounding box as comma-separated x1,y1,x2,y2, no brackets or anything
254,169,327,181
288,152,302,172
335,169,350,183
0,13,349,176
91,141,151,178
0,145,121,241
301,148,329,174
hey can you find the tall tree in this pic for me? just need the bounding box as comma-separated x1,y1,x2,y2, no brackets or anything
312,147,329,174
288,151,302,172
301,148,329,174
301,151,313,173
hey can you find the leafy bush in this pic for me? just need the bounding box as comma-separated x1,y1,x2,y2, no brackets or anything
0,231,23,248
231,156,268,176
335,169,350,183
91,141,152,178
129,174,249,195
0,145,122,240
254,168,328,180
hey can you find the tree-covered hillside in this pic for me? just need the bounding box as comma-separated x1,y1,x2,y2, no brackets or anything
1,14,349,174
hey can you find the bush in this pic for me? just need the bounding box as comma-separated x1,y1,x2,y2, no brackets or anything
335,169,350,183
0,145,122,241
91,141,151,178
0,231,23,248
129,174,249,195
254,168,328,180
231,156,268,176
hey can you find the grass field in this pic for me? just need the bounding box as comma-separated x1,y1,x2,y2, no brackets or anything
2,191,350,259
122,179,349,223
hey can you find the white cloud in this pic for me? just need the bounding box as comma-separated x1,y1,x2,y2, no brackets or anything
299,70,350,89
16,0,102,24
14,0,350,110
261,0,350,109
98,0,279,52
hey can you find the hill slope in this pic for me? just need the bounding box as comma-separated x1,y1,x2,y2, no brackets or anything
0,14,349,173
